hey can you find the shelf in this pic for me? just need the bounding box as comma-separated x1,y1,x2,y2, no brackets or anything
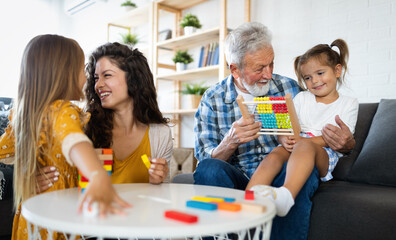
108,4,150,28
162,109,197,115
157,65,219,81
157,28,220,50
157,0,209,10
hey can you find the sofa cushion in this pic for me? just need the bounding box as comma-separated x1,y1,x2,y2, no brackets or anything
348,99,396,186
309,181,396,240
332,103,378,181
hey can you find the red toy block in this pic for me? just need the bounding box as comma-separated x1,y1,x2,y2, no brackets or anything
164,210,198,223
245,190,255,200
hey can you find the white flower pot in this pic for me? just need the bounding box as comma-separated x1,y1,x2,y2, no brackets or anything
176,62,187,72
124,6,136,12
184,26,196,36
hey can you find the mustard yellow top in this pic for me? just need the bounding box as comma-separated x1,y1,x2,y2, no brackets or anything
0,100,90,240
111,127,151,184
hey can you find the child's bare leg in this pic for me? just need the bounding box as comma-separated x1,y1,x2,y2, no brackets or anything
251,139,329,217
284,138,329,199
246,146,290,190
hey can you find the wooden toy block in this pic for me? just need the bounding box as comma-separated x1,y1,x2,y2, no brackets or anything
240,202,267,213
141,154,151,169
102,149,113,155
79,148,113,194
79,181,88,189
215,202,241,212
191,196,225,203
206,195,236,202
236,93,301,139
164,210,198,224
103,165,112,171
245,190,255,200
186,200,218,211
103,160,113,165
98,154,113,160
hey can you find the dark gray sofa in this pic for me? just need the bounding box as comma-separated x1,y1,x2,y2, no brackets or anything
173,99,396,240
0,98,13,240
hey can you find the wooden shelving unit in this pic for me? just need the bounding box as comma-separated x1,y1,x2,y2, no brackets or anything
106,0,251,147
107,3,154,64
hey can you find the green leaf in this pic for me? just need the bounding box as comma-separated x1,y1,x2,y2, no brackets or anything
180,13,202,29
172,50,193,64
180,82,209,95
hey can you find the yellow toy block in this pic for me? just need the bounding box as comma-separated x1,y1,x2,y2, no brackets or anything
79,181,88,189
191,196,225,203
141,154,151,169
103,165,112,171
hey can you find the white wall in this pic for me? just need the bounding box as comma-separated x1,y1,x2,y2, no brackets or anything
1,0,395,147
0,0,62,98
252,0,396,103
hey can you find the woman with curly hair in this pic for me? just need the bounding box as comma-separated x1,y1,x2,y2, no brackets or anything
83,42,172,184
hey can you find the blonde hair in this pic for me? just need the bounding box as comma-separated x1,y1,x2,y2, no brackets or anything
294,39,349,90
13,34,84,208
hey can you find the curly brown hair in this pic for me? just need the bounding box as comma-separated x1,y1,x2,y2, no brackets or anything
84,42,168,148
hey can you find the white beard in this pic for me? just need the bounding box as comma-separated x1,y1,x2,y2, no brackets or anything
241,78,270,97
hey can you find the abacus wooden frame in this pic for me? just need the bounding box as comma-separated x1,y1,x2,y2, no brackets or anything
236,93,301,139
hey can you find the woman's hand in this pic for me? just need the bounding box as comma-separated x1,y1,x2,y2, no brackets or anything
78,170,131,218
36,166,59,193
148,158,169,184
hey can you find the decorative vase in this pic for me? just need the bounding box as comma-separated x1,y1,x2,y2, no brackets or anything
190,94,203,109
176,62,187,72
184,26,196,36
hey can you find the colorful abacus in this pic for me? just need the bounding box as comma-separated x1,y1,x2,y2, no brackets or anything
236,93,301,138
78,148,113,194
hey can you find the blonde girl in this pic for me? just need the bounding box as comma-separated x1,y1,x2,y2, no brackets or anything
0,34,130,239
247,39,358,217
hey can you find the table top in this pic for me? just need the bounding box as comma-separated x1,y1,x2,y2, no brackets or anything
22,183,276,238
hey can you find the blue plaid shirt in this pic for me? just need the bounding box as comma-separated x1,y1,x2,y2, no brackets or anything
194,74,301,178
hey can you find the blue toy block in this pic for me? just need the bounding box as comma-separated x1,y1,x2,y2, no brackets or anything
186,200,218,211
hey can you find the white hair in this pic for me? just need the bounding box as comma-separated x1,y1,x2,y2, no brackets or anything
224,22,272,69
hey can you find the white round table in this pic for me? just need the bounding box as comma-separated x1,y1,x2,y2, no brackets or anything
22,183,276,240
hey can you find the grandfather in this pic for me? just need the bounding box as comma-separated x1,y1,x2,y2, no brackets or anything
193,22,355,240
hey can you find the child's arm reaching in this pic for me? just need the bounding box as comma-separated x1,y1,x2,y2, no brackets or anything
69,142,131,218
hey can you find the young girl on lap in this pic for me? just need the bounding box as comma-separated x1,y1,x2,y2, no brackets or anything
0,35,130,239
247,39,358,216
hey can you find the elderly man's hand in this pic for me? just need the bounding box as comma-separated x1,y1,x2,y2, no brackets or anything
321,115,355,153
226,115,262,148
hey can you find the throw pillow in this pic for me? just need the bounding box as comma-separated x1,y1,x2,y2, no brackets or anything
348,99,396,186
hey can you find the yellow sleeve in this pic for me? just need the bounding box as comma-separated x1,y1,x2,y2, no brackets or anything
53,102,86,142
52,101,92,165
0,114,15,160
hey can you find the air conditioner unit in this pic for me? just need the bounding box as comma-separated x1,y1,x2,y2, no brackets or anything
65,0,96,15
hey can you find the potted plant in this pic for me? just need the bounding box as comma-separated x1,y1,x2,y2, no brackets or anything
179,13,202,35
120,32,138,46
172,50,193,72
180,82,209,109
120,0,137,11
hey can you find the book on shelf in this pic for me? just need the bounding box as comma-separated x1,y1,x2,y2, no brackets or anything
198,46,205,68
198,42,219,68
